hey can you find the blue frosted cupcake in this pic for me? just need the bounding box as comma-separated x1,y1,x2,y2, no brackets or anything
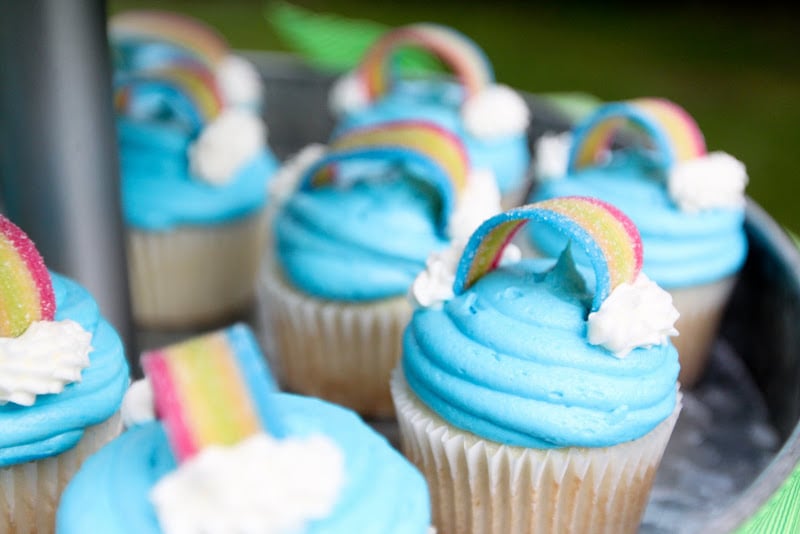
392,197,682,533
57,324,430,533
527,98,748,386
114,58,278,329
0,216,128,533
260,119,504,417
329,23,531,208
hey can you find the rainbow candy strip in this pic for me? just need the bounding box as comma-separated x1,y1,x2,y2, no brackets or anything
0,216,56,338
301,120,470,231
357,23,494,103
453,196,643,311
109,9,229,69
567,97,707,172
114,63,224,127
141,323,284,463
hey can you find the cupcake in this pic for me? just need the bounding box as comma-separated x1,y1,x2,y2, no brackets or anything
391,196,682,533
328,22,532,208
113,53,279,329
0,215,129,533
109,9,265,112
526,98,748,387
56,323,430,533
260,119,503,417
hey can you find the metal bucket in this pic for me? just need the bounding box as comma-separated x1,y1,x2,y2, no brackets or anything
249,51,800,533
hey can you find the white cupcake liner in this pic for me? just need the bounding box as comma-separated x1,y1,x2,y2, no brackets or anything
260,259,412,418
669,275,737,388
127,210,268,329
391,370,681,534
0,412,122,534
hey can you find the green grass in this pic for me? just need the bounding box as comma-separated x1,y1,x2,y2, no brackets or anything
109,0,800,233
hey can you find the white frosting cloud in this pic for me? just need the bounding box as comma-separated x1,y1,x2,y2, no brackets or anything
461,84,530,140
268,143,328,204
328,72,369,117
0,320,92,406
121,378,155,428
151,433,345,534
668,151,748,213
189,109,266,185
533,131,572,181
447,168,503,242
587,273,679,358
216,55,264,111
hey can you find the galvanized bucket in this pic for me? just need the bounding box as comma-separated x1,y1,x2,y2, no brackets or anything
252,50,800,534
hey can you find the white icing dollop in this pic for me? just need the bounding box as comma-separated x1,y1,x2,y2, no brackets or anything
121,378,155,428
447,168,503,242
0,320,92,406
151,433,345,534
587,273,680,358
328,72,369,117
410,239,521,310
533,131,572,181
189,109,266,185
216,54,264,111
268,144,328,204
668,151,748,213
462,84,530,140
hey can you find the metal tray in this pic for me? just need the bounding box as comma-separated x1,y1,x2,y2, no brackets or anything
142,51,800,533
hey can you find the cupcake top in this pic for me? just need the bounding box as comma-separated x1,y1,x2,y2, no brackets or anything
528,98,748,288
403,197,681,449
272,119,504,302
57,324,430,533
329,23,531,197
110,13,278,231
0,216,129,467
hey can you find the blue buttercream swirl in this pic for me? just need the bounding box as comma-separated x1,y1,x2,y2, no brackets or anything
403,254,680,449
527,152,748,288
56,393,430,534
335,79,530,195
118,111,278,231
274,172,449,301
0,273,129,467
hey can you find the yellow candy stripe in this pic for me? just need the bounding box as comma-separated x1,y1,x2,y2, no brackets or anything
0,239,42,337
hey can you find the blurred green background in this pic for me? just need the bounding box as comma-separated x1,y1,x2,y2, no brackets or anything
109,0,800,234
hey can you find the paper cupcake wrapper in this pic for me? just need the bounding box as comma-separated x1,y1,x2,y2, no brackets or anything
391,370,682,534
127,210,268,329
260,259,412,418
669,275,737,388
0,412,122,534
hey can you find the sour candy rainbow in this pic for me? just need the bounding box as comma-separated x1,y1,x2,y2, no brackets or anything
357,23,494,102
452,196,643,311
141,323,284,462
568,97,707,172
0,216,56,338
301,120,470,230
109,9,229,69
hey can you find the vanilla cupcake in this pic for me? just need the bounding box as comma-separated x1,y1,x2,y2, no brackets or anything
260,119,503,417
113,58,278,329
527,98,748,386
0,215,128,533
329,22,532,208
392,196,681,534
57,324,430,533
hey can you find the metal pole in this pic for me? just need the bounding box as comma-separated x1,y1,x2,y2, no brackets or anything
0,0,137,368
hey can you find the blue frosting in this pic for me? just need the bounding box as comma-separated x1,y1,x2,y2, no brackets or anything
0,273,130,467
274,173,449,301
117,115,278,231
403,254,680,449
334,79,530,196
527,153,748,288
56,394,430,533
